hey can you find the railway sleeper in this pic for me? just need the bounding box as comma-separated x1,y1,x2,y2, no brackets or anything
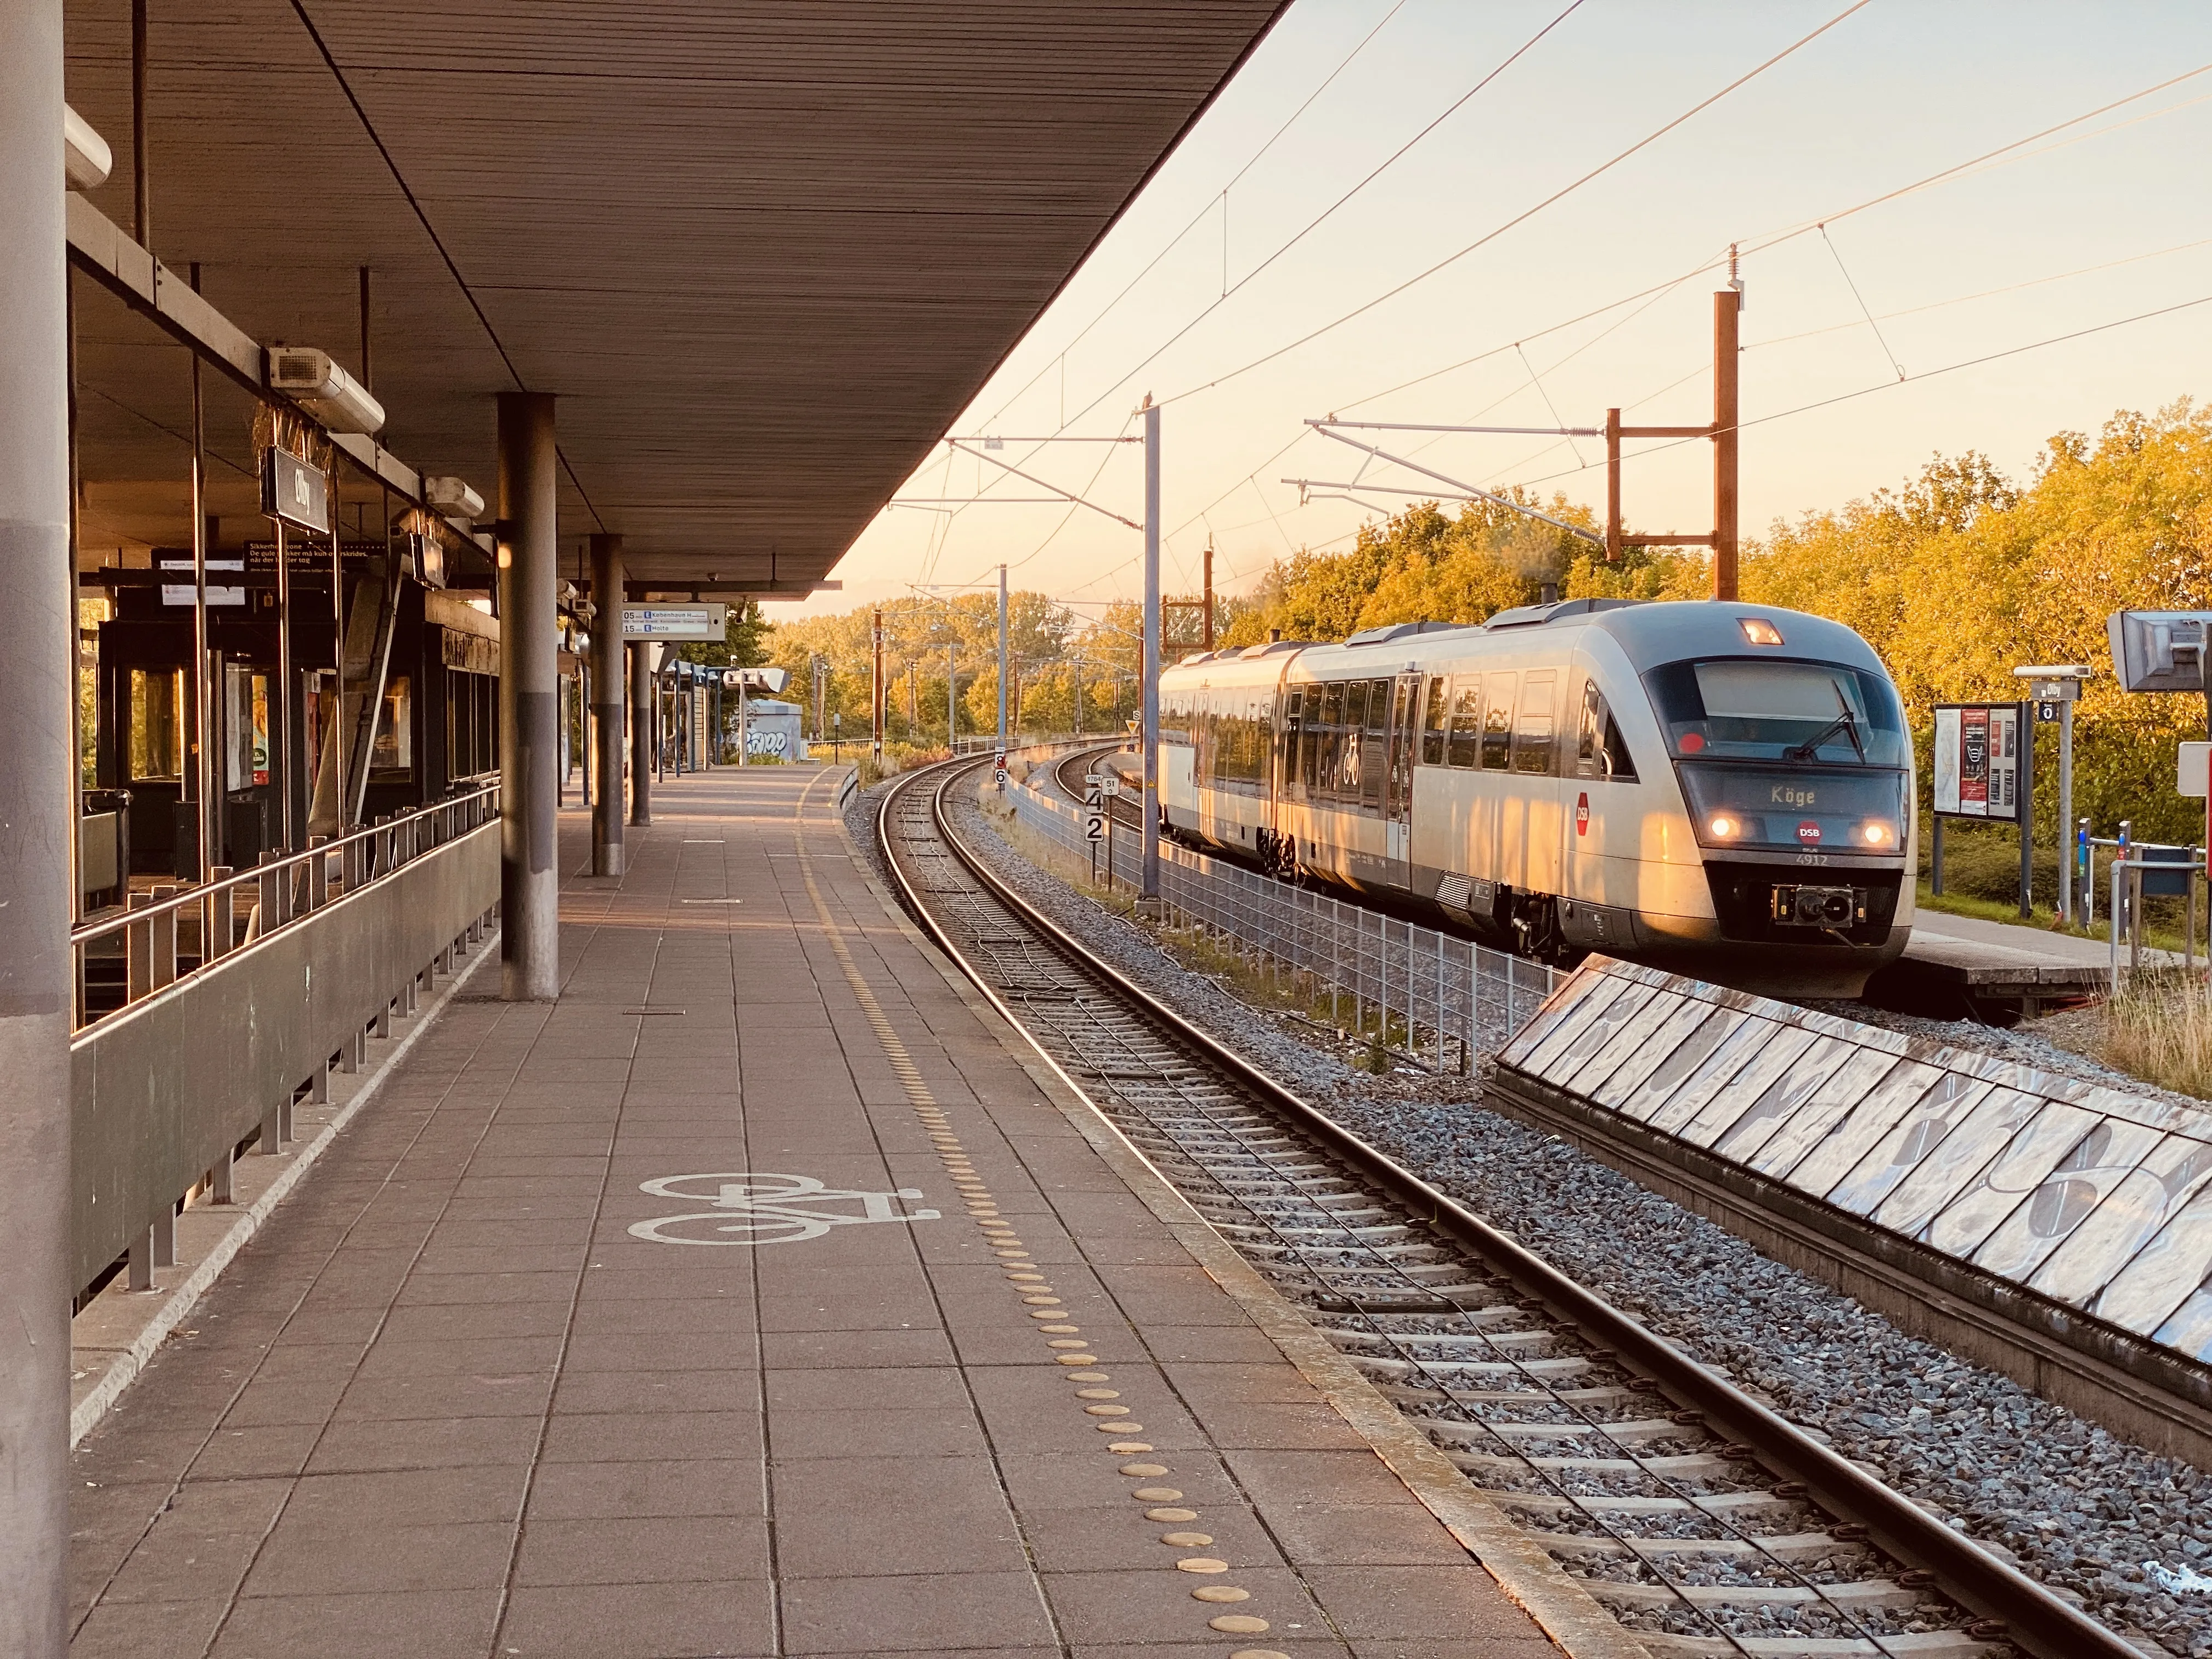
1577,1576,1918,1612
1527,1528,1850,1564
1449,1449,1739,1479
1425,1414,1687,1446
1379,1383,1646,1410
1480,1488,1802,1519
1203,1212,1407,1238
1637,1634,1996,1659
1325,1314,1529,1339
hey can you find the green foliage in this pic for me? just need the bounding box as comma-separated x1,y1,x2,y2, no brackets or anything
675,599,771,669
1211,402,2212,847
1745,401,2212,844
1219,492,1598,647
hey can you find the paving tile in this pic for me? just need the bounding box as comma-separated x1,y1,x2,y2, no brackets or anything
541,1409,760,1464
280,1465,529,1528
1299,1565,1554,1641
526,1459,768,1521
67,1596,232,1659
1042,1565,1322,1646
497,1580,776,1658
242,1519,514,1596
210,1587,498,1658
780,1569,1058,1654
772,1454,1024,1578
514,1514,770,1587
303,1414,544,1474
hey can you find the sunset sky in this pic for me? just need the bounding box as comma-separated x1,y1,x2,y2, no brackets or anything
791,0,2212,619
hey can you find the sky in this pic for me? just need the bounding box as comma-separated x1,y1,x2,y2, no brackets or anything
783,0,2212,622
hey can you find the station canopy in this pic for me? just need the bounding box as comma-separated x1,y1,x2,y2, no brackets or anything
62,1,1288,596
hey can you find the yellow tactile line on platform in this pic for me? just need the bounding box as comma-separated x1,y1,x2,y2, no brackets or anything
836,763,1652,1659
792,772,1289,1654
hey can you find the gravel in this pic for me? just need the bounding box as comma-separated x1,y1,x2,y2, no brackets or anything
884,771,2212,1658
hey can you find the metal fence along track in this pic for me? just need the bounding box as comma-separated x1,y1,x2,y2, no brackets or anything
879,754,2136,1659
1006,744,1558,1069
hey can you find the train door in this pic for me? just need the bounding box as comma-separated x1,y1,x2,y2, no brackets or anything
1476,670,1516,886
1384,672,1419,871
1514,669,1563,895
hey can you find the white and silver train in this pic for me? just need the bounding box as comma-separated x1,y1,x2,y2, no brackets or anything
1158,598,1915,996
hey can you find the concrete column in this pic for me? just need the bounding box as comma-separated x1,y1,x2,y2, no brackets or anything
496,392,559,1001
589,533,625,874
629,640,653,825
0,3,76,1650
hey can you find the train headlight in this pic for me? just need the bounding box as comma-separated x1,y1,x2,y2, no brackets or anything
1859,821,1894,847
1708,815,1741,840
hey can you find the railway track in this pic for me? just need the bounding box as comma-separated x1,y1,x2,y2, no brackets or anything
878,754,2134,1659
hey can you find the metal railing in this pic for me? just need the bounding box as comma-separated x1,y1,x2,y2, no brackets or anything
70,782,501,1034
998,747,1558,1069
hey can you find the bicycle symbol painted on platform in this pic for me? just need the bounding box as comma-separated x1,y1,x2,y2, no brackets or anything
627,1173,940,1246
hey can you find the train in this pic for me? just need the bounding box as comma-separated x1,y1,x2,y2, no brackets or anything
1157,597,1915,997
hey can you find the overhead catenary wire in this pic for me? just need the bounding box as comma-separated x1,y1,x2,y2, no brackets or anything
1139,61,2212,594
935,38,2212,616
973,0,1413,436
1145,2,1872,416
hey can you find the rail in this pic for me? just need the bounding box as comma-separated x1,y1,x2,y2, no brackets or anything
997,743,1559,1068
70,782,500,1033
891,754,2136,1659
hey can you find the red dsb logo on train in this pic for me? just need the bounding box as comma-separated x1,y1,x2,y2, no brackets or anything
1798,820,1822,844
1576,793,1590,837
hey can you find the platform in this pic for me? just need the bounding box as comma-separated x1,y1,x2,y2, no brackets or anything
1869,908,2166,1020
66,763,1564,1659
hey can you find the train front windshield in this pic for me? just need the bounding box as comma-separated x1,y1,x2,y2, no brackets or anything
1644,658,1910,854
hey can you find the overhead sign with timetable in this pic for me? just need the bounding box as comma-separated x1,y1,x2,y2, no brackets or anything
622,604,727,640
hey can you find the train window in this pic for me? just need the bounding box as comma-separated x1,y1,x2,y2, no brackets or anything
1448,679,1483,768
1420,676,1449,765
128,667,187,782
1481,673,1516,770
1577,679,1639,781
1645,658,1908,766
1513,670,1556,774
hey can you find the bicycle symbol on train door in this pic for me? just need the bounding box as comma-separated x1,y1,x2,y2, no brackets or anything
626,1173,940,1246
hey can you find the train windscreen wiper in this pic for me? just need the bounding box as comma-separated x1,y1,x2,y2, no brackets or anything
1782,687,1866,763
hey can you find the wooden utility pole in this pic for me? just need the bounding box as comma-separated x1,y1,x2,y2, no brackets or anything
1202,541,1215,650
1713,285,1741,601
1600,267,1743,599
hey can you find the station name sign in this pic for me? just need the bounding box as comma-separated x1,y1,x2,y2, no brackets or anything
259,448,330,534
622,604,727,641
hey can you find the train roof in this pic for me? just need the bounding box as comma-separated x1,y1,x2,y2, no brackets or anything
1161,600,1892,684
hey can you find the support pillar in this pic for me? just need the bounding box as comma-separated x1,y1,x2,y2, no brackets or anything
629,640,653,825
1712,288,1740,602
497,392,560,1002
589,533,625,874
0,7,76,1648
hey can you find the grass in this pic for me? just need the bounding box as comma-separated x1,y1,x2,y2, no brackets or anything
2095,973,2212,1101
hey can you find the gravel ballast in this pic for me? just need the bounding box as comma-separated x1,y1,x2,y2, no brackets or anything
862,768,2212,1658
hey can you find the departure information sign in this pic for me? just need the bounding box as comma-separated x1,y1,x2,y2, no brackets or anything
1931,702,2022,821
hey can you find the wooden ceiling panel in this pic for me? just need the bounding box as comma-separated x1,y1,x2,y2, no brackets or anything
61,0,1288,584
